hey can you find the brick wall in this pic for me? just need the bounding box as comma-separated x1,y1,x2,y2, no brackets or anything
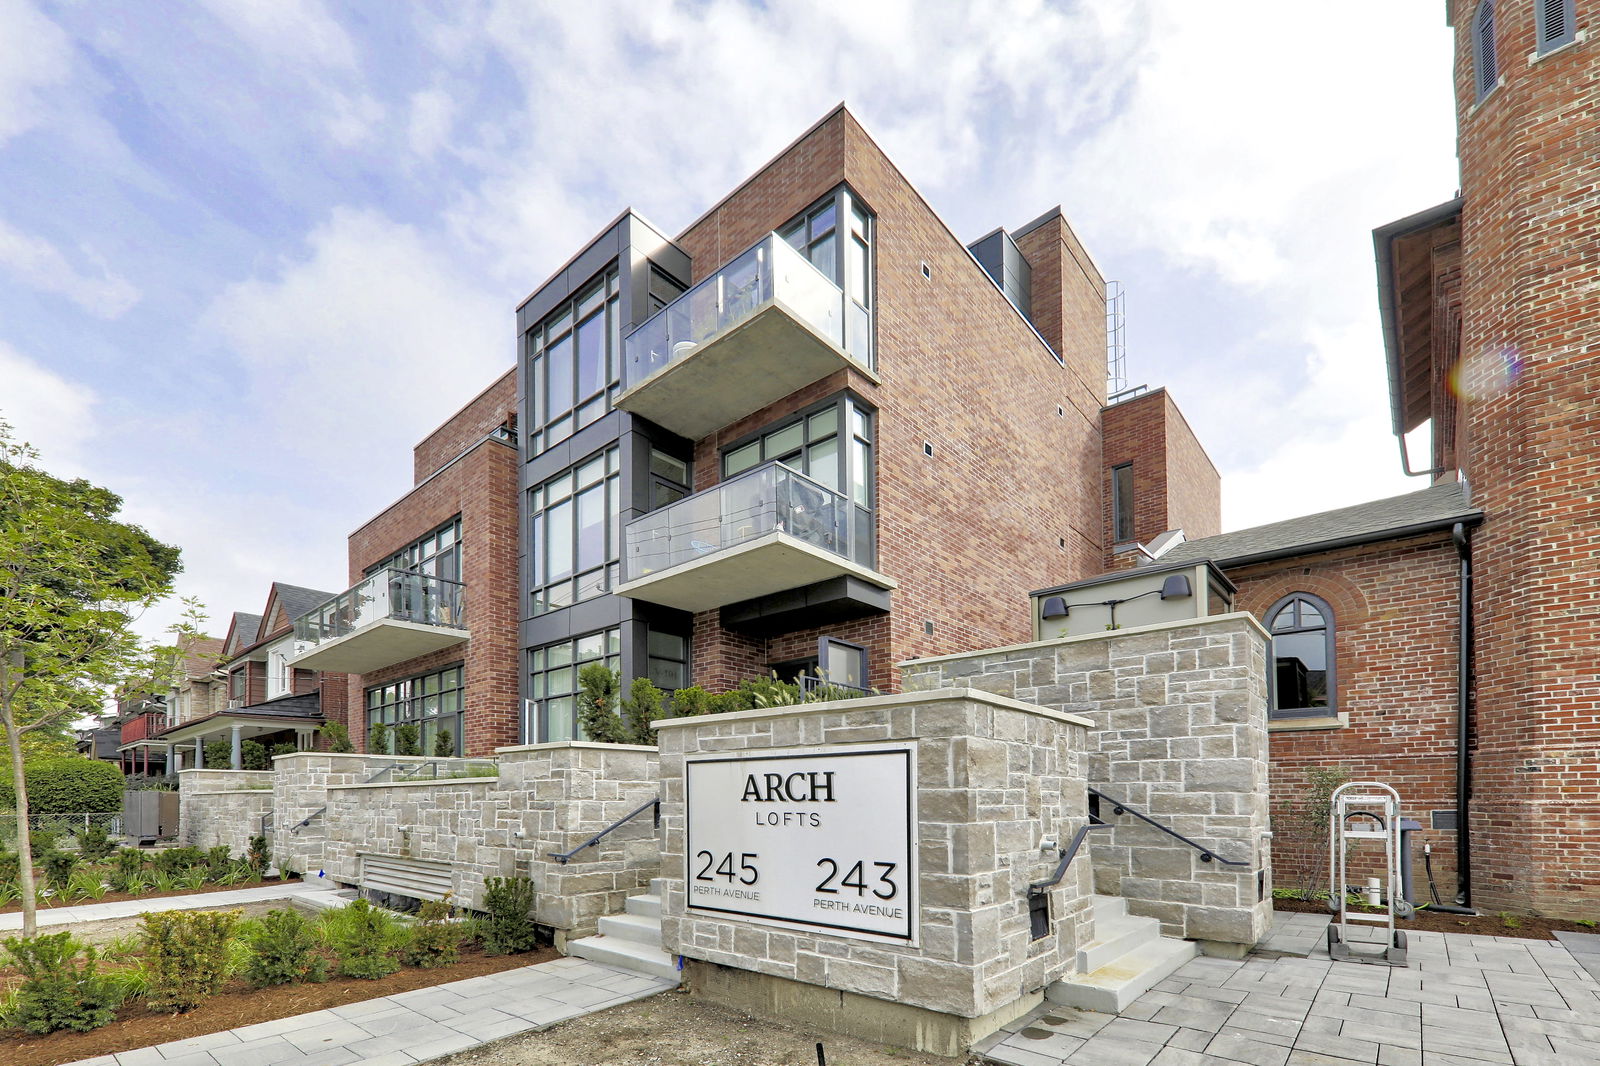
412,369,517,485
1448,0,1600,915
676,107,1107,692
1223,533,1464,896
347,432,521,758
1099,389,1220,568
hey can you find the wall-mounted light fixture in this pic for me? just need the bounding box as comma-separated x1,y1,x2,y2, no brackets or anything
1039,574,1193,629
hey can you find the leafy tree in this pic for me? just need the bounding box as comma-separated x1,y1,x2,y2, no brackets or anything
319,721,354,753
0,421,180,935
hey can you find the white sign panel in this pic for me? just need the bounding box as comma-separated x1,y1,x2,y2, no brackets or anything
684,743,917,942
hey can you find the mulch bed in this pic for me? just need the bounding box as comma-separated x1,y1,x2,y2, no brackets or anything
0,943,558,1066
0,877,287,915
1273,897,1599,941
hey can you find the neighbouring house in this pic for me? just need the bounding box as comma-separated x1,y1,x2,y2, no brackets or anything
155,584,347,769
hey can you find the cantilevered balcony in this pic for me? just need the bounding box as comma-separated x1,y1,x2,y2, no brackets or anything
289,569,467,674
613,462,894,614
616,233,874,439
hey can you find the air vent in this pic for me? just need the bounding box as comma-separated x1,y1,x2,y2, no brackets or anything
360,854,453,902
1430,809,1459,831
1473,1,1498,100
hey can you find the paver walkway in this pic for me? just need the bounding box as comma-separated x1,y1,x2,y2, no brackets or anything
64,955,678,1066
977,914,1600,1066
0,883,328,932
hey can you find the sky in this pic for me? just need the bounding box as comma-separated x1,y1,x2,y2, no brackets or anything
0,1,1461,643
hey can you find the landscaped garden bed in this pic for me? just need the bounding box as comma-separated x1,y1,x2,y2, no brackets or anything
1,835,277,912
1273,897,1599,941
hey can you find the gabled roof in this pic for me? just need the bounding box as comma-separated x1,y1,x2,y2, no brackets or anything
1158,482,1482,569
267,582,338,629
223,613,262,657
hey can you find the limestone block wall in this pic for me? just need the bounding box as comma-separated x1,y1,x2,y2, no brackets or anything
320,778,504,906
271,753,420,877
177,769,274,852
901,613,1272,946
655,690,1094,1022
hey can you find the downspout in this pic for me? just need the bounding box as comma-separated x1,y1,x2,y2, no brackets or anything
1450,521,1474,910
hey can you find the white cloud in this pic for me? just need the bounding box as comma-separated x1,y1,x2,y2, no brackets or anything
0,217,140,316
406,87,455,159
0,0,72,145
0,339,98,473
195,0,358,69
201,207,508,498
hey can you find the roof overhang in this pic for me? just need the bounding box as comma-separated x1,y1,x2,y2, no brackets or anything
1204,510,1484,570
1375,197,1463,436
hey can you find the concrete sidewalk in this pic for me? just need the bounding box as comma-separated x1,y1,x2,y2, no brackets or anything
0,883,327,932
977,915,1600,1066
64,955,677,1066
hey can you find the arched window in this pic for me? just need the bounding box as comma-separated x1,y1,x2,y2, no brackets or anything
1266,593,1335,719
1473,0,1498,101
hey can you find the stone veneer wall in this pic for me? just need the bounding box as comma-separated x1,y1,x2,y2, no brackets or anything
177,769,274,852
900,613,1272,946
275,744,660,939
655,689,1093,1026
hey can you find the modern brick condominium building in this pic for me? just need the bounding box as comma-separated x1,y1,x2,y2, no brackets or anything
512,105,1117,743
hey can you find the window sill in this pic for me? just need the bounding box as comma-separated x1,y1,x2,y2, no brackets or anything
1268,713,1348,733
1529,31,1586,64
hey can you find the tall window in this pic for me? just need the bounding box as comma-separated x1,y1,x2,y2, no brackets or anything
228,669,244,702
1266,594,1334,719
1112,464,1134,543
530,446,621,614
528,268,622,456
526,628,620,742
367,517,462,583
646,628,689,691
365,665,464,755
1536,0,1576,53
780,187,873,365
721,396,874,566
1473,0,1498,101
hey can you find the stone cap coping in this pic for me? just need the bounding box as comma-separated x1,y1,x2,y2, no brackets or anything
269,752,500,763
205,789,276,795
895,610,1271,669
328,777,499,792
176,768,274,776
493,740,658,755
651,686,1094,731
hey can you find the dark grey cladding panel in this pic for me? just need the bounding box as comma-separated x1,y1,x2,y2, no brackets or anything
516,216,629,335
719,576,891,637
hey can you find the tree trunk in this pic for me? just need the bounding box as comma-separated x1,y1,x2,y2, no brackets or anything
2,713,39,937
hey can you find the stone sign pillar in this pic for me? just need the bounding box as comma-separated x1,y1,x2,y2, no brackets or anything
654,689,1094,1055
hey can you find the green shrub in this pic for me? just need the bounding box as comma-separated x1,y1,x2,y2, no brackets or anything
320,721,355,753
482,876,539,955
620,678,666,745
67,870,109,901
367,722,391,755
322,899,408,979
108,848,145,891
240,740,269,771
247,835,271,877
432,729,455,758
245,908,328,986
393,723,421,757
669,686,717,718
79,824,116,863
204,845,232,879
576,664,625,743
270,741,297,759
28,826,59,859
402,898,462,968
203,740,232,770
1,933,119,1033
140,910,239,1012
0,849,19,886
0,757,125,814
42,851,76,892
153,846,204,875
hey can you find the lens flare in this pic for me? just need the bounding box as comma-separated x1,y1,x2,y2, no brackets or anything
1451,345,1525,402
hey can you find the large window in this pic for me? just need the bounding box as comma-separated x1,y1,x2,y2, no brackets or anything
1266,594,1334,719
1112,464,1134,543
780,187,873,365
530,446,621,615
526,629,620,742
721,395,874,565
527,268,622,456
367,517,461,583
646,628,689,691
365,665,464,755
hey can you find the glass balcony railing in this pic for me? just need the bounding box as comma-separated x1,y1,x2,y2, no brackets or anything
293,569,466,656
623,233,871,391
623,462,870,582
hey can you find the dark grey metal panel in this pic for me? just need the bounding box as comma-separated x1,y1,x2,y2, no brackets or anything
719,576,891,637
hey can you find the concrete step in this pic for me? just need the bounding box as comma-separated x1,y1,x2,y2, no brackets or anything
598,911,663,946
1091,893,1128,924
650,878,669,897
1047,936,1198,1014
1078,911,1164,973
626,893,662,919
567,933,681,982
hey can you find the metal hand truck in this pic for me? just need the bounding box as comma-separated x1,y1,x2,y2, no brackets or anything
1326,781,1409,966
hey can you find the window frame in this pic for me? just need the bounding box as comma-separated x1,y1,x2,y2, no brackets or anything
1265,592,1336,720
1473,0,1499,102
1111,463,1135,544
365,516,463,583
364,663,465,755
1536,0,1577,54
525,628,621,743
526,266,623,457
778,184,874,367
529,444,622,616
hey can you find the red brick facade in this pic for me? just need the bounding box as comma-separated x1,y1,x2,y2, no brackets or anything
1445,0,1600,914
675,109,1108,690
1099,389,1221,568
346,370,520,757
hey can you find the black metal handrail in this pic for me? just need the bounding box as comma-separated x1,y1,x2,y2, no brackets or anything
549,797,661,865
1089,787,1251,867
1028,815,1111,898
